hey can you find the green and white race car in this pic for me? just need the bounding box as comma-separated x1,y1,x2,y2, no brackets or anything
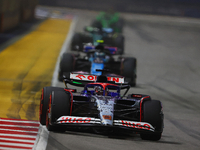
91,11,124,33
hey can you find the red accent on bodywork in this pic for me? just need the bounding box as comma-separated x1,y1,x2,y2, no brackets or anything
88,75,96,81
75,74,86,80
64,89,74,116
88,83,118,90
60,117,91,123
140,96,150,122
46,94,52,126
112,77,119,83
131,94,142,98
41,89,44,100
65,89,76,92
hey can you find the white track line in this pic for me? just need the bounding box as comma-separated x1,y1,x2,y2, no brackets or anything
35,17,78,150
52,16,78,87
33,125,49,150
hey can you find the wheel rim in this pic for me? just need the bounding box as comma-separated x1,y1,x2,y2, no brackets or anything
46,94,52,128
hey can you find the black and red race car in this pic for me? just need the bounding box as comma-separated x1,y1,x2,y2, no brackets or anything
40,70,164,141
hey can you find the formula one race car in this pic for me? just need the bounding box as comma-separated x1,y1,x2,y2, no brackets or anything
91,11,124,33
71,26,124,54
40,70,164,141
58,45,136,86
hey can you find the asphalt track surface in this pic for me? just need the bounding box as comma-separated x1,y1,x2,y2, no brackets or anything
25,6,199,150
44,7,200,150
1,6,200,150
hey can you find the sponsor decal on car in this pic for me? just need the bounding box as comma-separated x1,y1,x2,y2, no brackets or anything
103,115,112,120
57,116,101,124
57,116,154,131
114,120,155,131
70,73,124,83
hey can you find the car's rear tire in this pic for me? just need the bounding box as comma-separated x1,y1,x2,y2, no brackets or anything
114,35,124,54
71,33,82,51
46,91,71,131
58,53,74,81
39,87,64,125
140,100,164,141
122,57,137,86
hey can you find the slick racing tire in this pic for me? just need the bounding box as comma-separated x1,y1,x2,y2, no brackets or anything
71,33,82,51
46,91,71,131
114,35,124,54
39,87,64,125
58,53,74,81
140,100,164,141
122,57,137,86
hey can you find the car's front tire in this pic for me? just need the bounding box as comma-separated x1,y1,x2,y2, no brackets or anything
46,91,71,131
140,100,164,141
71,33,82,51
39,87,64,125
122,57,137,86
58,53,74,81
114,35,124,54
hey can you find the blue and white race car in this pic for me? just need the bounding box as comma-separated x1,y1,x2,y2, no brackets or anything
58,45,137,86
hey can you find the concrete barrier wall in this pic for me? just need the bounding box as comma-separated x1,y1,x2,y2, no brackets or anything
38,0,200,18
20,0,38,22
0,0,38,33
0,0,20,32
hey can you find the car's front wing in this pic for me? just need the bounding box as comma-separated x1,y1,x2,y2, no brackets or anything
56,116,155,132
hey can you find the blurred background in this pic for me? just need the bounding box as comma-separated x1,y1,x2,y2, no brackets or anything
0,0,37,32
39,0,200,18
1,0,200,33
0,0,200,149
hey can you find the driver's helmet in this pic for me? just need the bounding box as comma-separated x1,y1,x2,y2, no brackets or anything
94,52,105,59
94,86,104,95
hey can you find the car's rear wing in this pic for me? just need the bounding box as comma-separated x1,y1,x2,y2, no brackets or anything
83,45,118,55
70,73,124,83
63,72,130,96
63,72,130,89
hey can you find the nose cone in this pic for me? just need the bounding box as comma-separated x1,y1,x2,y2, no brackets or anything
95,95,115,126
101,114,113,126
